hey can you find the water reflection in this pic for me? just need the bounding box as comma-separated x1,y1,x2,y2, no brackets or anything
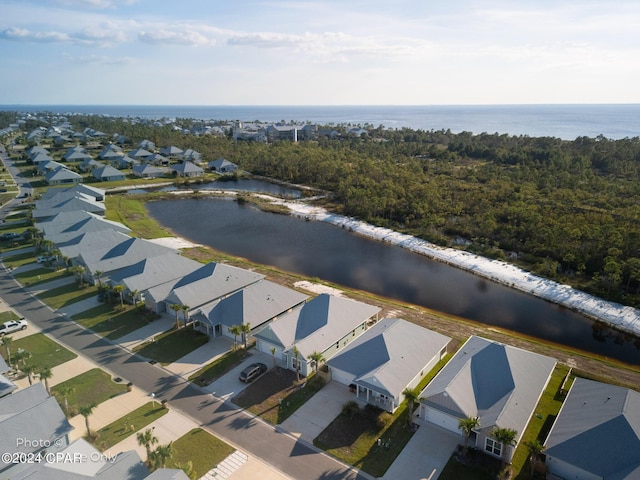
129,178,302,198
146,197,640,365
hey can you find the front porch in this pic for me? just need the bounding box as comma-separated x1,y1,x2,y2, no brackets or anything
353,384,396,413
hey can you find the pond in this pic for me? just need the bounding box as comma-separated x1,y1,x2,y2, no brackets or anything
146,197,640,366
130,178,303,198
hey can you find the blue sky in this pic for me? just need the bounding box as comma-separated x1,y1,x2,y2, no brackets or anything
0,0,638,105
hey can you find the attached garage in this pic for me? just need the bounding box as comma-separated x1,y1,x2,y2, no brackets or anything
422,406,462,434
329,367,355,386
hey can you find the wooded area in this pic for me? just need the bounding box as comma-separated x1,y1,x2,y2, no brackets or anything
5,112,640,307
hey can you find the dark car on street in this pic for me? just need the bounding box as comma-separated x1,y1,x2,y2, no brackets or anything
239,362,267,383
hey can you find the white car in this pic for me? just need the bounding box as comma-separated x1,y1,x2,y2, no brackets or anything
0,319,28,336
36,255,55,263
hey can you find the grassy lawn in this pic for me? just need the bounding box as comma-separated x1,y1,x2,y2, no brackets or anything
133,327,209,365
166,428,235,479
232,369,326,425
72,303,153,340
439,454,497,480
511,364,570,479
0,311,20,322
105,195,173,239
36,282,97,309
1,250,37,269
2,333,77,369
312,354,451,477
188,348,250,386
14,266,71,287
51,368,128,416
93,402,168,451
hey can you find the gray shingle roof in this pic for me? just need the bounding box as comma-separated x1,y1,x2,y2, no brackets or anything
0,383,73,458
197,280,308,330
327,318,450,399
109,253,202,293
544,377,640,479
420,335,556,439
255,294,381,358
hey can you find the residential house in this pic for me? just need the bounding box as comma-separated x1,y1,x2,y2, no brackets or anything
43,167,83,186
78,236,178,281
172,161,204,177
0,383,73,478
544,377,640,480
418,336,556,464
145,262,264,316
30,151,55,165
56,229,135,264
107,253,202,304
39,184,105,202
36,160,66,175
326,318,451,413
78,158,103,173
111,155,139,169
192,280,308,339
33,192,105,221
254,294,381,377
62,146,92,162
146,153,170,166
208,158,238,173
97,143,123,160
39,212,131,246
138,139,156,151
132,164,162,179
92,165,126,182
159,145,183,158
128,147,154,161
266,125,299,142
181,148,202,164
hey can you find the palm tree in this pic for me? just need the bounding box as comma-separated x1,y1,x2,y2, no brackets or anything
12,348,30,368
78,403,97,438
458,416,480,457
176,460,195,480
402,387,421,425
149,442,173,470
270,346,277,372
307,351,325,374
38,366,53,395
22,363,36,385
1,335,13,366
228,325,242,351
93,269,104,287
130,289,140,306
51,248,61,269
57,385,75,415
292,345,301,381
180,304,190,327
170,304,182,329
112,284,125,307
490,427,518,468
525,439,545,477
71,265,86,286
240,323,251,349
136,428,158,466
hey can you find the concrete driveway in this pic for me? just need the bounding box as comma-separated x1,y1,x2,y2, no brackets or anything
204,350,273,400
279,381,357,443
165,335,234,377
382,422,459,480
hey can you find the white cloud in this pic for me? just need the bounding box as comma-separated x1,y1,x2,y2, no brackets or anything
46,0,138,9
61,52,134,64
138,29,215,47
0,25,128,46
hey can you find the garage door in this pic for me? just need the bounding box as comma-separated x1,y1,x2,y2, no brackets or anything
425,407,461,434
330,367,355,386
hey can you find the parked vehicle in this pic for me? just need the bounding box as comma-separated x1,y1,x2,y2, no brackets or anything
239,362,267,383
0,232,20,240
37,255,55,263
0,319,28,336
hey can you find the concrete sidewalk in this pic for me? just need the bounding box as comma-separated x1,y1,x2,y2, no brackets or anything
57,295,102,317
68,386,152,441
381,420,459,480
279,381,356,443
26,274,76,294
165,335,234,377
117,315,174,350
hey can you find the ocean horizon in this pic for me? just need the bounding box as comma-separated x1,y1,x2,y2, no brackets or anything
2,103,639,140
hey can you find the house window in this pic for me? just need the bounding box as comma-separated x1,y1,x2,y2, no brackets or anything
485,438,502,457
291,356,298,369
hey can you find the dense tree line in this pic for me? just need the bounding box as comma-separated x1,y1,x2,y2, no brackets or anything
3,112,640,306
